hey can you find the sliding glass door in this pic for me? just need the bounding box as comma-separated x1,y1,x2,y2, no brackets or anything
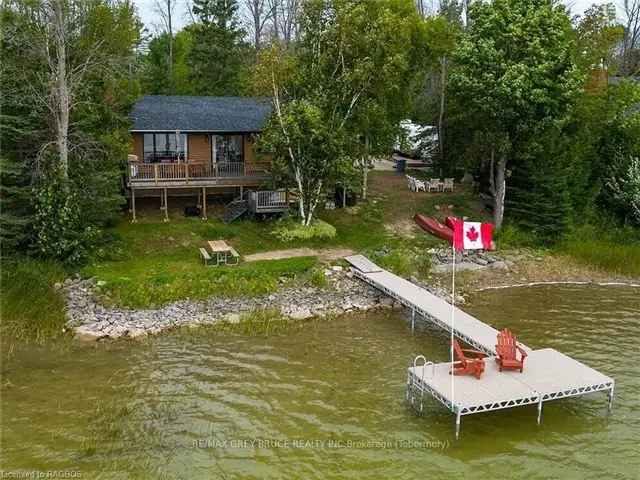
213,135,243,164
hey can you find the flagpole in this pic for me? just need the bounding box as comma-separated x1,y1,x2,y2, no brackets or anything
450,240,456,405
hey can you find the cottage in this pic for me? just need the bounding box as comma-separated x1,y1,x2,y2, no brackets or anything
128,95,283,221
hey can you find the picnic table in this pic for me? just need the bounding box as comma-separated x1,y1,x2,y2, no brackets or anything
205,240,240,266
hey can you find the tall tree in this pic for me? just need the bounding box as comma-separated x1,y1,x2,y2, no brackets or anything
450,0,581,229
243,0,273,50
336,0,430,199
1,0,141,261
424,14,458,176
575,3,623,72
141,29,193,94
621,0,640,75
153,0,176,86
188,0,248,95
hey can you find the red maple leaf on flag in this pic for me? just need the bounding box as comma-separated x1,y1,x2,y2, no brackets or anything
466,226,479,242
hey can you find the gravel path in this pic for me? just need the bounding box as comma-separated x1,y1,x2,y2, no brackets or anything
243,248,354,262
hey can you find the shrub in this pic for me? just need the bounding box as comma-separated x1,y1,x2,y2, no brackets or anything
33,176,100,265
272,219,337,242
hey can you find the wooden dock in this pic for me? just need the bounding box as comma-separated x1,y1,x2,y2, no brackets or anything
345,255,615,438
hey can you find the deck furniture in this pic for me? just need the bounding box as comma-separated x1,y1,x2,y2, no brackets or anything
406,176,426,192
495,328,528,372
450,339,486,379
428,178,443,192
199,247,213,266
207,240,239,266
406,175,414,191
443,178,454,192
228,247,240,265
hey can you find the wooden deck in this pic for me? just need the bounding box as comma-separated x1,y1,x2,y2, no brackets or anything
127,161,270,189
344,255,615,438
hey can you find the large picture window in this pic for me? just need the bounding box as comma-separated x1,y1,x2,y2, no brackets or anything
143,133,187,163
214,135,243,163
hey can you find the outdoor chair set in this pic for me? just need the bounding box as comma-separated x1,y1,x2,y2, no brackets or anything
200,240,240,266
406,175,454,193
451,329,527,379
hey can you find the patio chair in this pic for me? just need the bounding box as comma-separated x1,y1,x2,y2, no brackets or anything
429,178,442,192
450,339,486,379
443,178,454,192
414,178,427,192
406,175,415,192
495,329,527,372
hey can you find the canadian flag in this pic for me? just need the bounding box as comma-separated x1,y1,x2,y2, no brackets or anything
453,220,493,251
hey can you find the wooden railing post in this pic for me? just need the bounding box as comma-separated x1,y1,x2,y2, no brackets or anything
185,163,189,183
154,164,159,185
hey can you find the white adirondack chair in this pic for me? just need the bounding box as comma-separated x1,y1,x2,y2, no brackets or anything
443,178,454,192
406,175,415,192
414,178,427,192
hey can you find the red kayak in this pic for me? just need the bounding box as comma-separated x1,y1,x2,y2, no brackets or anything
444,216,459,230
413,214,453,243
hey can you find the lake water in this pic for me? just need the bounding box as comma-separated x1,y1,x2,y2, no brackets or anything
1,285,638,479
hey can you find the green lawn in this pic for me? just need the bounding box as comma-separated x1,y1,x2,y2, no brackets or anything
83,171,479,308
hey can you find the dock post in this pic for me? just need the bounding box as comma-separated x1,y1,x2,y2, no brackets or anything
607,385,615,412
411,309,415,333
455,410,461,440
537,398,543,425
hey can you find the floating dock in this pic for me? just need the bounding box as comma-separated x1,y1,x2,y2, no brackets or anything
345,255,615,438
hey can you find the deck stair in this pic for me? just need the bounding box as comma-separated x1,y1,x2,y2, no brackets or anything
223,199,248,223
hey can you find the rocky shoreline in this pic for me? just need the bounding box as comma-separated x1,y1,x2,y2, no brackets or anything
63,267,404,342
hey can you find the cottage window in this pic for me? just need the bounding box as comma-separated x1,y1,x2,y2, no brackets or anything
143,133,187,163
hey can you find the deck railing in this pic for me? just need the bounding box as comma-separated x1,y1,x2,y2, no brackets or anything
128,161,270,184
249,190,289,212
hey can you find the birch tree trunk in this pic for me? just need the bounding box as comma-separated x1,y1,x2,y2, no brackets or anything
361,135,370,200
52,0,69,179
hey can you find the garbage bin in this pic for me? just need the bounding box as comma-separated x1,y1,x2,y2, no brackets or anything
396,159,406,172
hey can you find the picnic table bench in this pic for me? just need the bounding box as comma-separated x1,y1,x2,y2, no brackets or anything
200,240,240,266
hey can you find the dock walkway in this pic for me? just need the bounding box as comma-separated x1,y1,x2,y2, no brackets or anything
345,255,615,438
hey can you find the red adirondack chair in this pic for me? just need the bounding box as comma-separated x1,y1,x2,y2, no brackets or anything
450,339,486,379
495,328,528,372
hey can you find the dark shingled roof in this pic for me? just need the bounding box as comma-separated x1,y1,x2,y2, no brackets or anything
130,96,272,132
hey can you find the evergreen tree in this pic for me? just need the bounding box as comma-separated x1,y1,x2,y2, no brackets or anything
508,131,572,243
188,0,248,95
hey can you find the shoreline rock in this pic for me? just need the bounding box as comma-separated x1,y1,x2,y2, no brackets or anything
64,270,404,342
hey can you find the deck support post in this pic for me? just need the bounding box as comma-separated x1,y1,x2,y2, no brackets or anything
202,187,207,220
455,410,461,440
163,188,169,222
240,185,243,199
537,398,543,425
130,187,137,223
411,309,415,333
607,385,615,412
